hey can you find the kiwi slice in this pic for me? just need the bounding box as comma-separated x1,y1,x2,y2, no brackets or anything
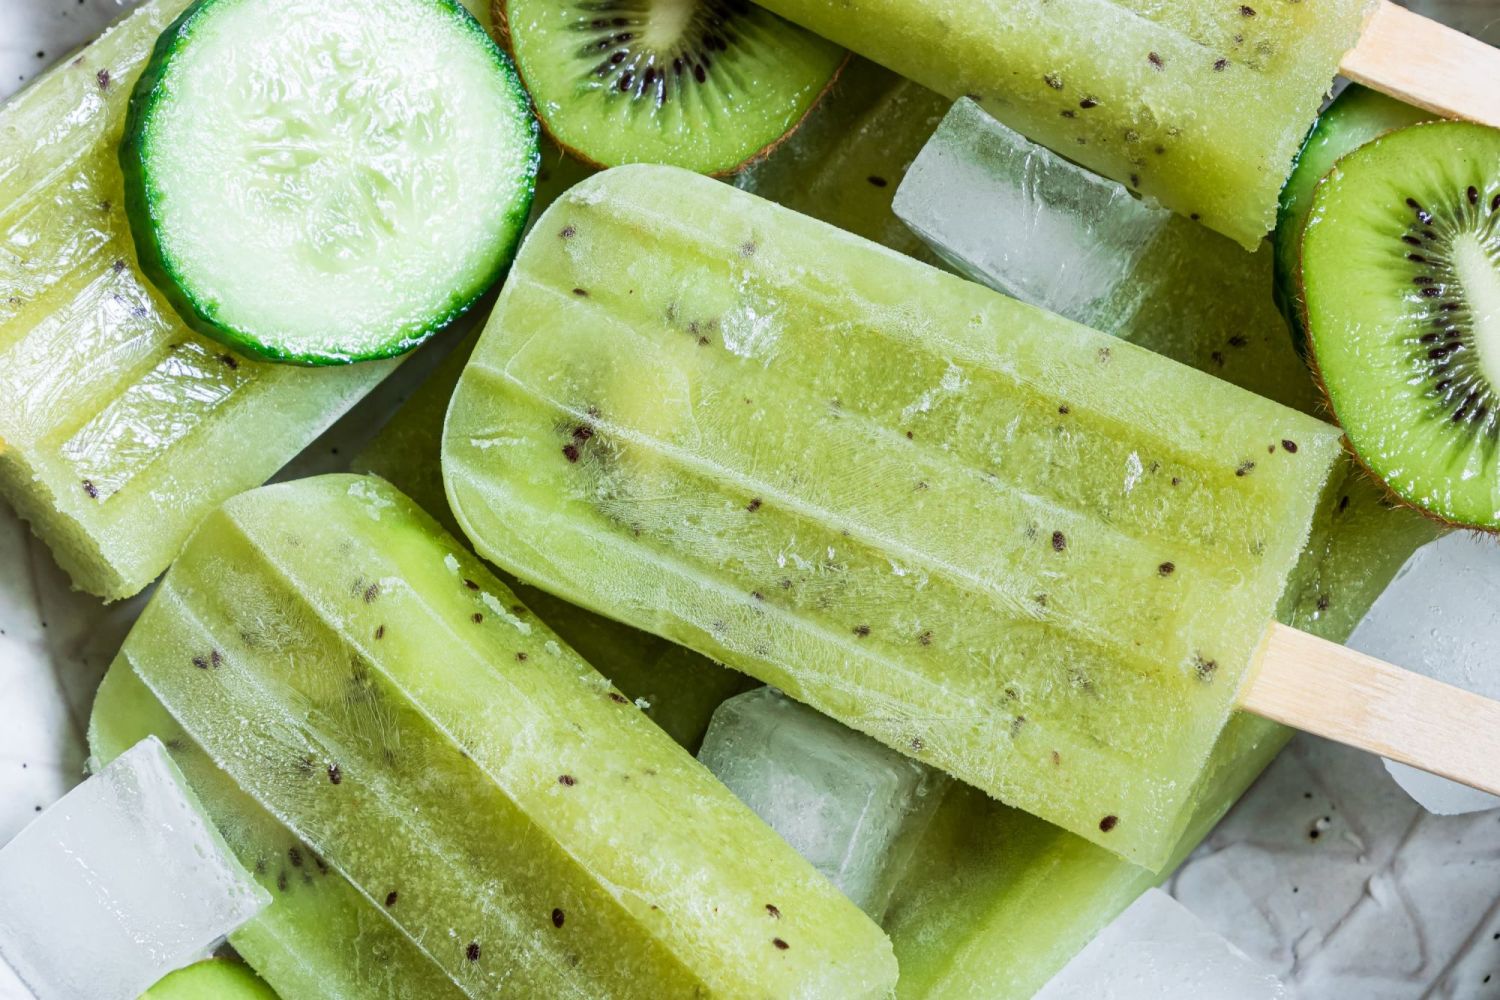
1301,121,1500,529
142,959,278,999
498,0,845,174
1272,86,1430,351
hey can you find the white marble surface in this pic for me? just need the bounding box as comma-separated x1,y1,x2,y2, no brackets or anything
5,2,1500,998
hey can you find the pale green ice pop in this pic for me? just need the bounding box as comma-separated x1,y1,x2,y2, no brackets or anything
751,0,1376,249
718,64,1440,995
442,164,1345,869
0,0,503,601
90,474,895,998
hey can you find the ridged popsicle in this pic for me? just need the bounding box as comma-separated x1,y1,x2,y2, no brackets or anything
751,0,1375,248
713,69,1442,993
442,164,1345,868
90,474,895,999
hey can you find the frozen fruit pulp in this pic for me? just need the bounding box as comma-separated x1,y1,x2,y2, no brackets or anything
95,474,894,998
754,0,1374,248
443,165,1344,868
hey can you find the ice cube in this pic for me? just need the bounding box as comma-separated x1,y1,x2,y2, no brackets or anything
1034,889,1288,999
1346,532,1500,815
892,98,1170,332
697,688,948,920
0,737,269,1000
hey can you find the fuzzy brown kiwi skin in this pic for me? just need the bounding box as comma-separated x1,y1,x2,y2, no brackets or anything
492,0,513,47
721,52,850,178
492,0,848,177
1294,134,1500,538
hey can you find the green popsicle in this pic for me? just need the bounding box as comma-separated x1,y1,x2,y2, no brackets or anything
727,67,1440,995
752,0,1375,249
92,474,895,998
442,164,1345,869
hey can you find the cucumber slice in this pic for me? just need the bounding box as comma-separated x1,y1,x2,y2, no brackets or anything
121,0,539,365
1271,85,1429,351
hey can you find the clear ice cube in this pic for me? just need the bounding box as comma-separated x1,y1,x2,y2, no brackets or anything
0,737,269,1000
697,688,948,920
1034,889,1288,999
1346,532,1500,815
892,98,1170,332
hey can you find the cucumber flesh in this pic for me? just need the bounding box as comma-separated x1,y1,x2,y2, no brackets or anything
1271,85,1429,350
122,0,539,365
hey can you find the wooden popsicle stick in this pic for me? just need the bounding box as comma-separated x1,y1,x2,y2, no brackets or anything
1240,621,1500,795
1341,0,1500,128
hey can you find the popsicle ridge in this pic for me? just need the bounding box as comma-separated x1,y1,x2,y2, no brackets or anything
494,253,1309,560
